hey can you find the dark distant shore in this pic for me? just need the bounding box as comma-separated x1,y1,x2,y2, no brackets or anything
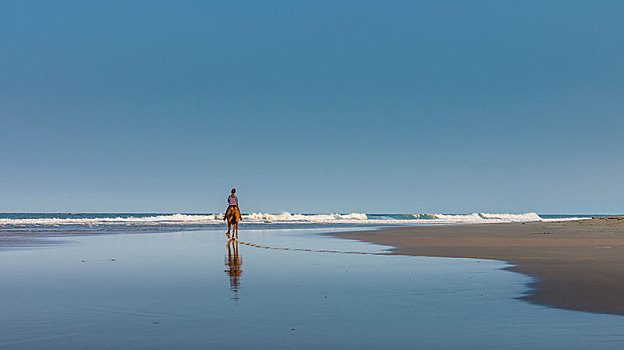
329,217,624,316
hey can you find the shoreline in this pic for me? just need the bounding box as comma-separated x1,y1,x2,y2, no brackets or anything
4,219,624,316
327,217,624,316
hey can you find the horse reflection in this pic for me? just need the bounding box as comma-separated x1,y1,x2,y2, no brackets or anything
225,239,243,300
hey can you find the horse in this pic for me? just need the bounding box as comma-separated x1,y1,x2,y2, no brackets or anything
225,206,241,239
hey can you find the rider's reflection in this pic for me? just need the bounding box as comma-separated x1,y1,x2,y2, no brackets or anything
225,239,242,300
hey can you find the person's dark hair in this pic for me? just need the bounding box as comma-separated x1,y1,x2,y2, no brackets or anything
231,188,236,194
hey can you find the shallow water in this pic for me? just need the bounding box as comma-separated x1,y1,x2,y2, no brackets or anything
0,228,623,349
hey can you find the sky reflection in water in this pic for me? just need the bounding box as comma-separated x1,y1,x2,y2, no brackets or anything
0,228,623,349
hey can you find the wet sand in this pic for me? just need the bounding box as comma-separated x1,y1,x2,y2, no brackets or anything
0,235,68,251
330,217,624,316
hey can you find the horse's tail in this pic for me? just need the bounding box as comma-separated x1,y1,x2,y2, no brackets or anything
228,210,237,225
227,207,240,225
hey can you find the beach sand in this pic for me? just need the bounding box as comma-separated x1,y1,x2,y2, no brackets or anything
330,217,624,316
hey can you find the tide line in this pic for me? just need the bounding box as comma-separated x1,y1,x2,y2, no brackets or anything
233,239,392,256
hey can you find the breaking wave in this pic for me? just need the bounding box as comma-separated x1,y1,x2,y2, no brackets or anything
0,212,552,228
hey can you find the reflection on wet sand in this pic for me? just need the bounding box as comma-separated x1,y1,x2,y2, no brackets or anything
225,239,242,300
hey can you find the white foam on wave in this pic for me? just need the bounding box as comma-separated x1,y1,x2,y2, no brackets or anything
244,212,368,222
0,212,550,226
432,212,543,223
0,214,223,226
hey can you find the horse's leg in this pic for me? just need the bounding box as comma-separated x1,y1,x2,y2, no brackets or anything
227,221,231,236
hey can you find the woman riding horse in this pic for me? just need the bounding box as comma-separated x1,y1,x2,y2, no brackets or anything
225,188,241,239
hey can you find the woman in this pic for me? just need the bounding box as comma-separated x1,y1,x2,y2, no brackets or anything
224,188,241,237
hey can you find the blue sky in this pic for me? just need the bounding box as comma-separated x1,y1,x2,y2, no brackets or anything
1,1,623,213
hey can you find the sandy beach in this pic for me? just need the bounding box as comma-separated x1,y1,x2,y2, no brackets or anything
330,217,624,316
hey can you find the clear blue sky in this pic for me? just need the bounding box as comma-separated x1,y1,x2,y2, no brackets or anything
1,1,623,214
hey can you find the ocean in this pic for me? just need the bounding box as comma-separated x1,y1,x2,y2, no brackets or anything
0,212,605,235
